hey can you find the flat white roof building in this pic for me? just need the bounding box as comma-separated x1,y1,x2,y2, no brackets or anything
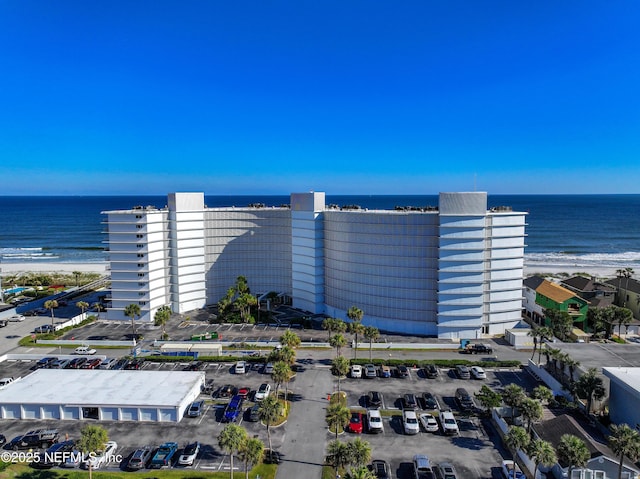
603,367,640,429
104,191,527,339
0,369,204,422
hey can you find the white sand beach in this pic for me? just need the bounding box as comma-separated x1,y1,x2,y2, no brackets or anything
0,262,109,275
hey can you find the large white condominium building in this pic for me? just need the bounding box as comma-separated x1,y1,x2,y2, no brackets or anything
104,191,526,338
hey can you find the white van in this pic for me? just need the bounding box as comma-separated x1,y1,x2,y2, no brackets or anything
350,365,363,378
367,409,383,434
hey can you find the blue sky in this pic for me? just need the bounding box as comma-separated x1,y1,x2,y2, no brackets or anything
1,1,638,195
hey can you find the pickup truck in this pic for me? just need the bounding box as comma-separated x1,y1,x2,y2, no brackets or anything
150,442,178,468
461,343,493,354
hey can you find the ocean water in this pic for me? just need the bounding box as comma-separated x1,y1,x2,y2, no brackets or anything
1,195,639,271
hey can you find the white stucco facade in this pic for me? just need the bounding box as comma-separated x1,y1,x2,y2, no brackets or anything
104,191,527,338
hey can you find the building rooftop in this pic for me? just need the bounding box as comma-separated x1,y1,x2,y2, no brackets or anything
0,369,203,407
536,280,576,303
603,367,640,396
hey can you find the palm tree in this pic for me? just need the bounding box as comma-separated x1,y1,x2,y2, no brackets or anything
563,357,581,392
575,367,606,415
259,395,283,453
76,301,89,319
620,268,635,308
326,404,350,440
323,318,347,341
218,423,247,479
505,426,530,476
345,466,376,479
612,305,633,338
44,299,58,330
280,330,301,349
546,348,563,378
528,439,557,479
519,397,543,435
153,305,171,340
532,385,554,405
77,424,108,479
327,439,351,478
347,437,371,468
347,306,364,359
73,270,81,287
330,333,347,357
238,437,264,479
332,355,350,393
557,434,590,479
503,384,526,418
609,423,640,479
271,361,292,399
124,303,141,337
363,326,380,361
271,345,296,366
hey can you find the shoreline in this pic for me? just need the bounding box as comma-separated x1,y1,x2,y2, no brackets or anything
0,260,622,280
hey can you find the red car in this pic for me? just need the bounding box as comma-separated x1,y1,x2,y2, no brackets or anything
82,358,102,369
349,411,363,434
238,387,251,399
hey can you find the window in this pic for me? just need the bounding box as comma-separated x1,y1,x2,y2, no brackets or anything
138,292,145,296
138,301,146,305
135,215,142,219
137,263,144,267
571,470,582,479
138,282,145,287
136,244,143,248
136,234,143,239
136,224,142,229
138,273,145,277
137,253,144,258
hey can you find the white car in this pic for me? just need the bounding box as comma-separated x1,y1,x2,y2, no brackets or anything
418,413,439,432
439,410,459,435
84,441,118,469
350,365,363,378
0,377,14,387
235,361,246,374
367,409,384,434
255,383,271,401
471,366,487,379
178,441,200,466
403,409,420,435
8,314,25,322
74,346,97,355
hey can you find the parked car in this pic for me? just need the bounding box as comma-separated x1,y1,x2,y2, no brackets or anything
350,364,363,378
367,391,382,408
403,410,420,435
413,454,435,479
74,346,97,355
248,403,261,422
178,441,200,466
235,361,247,374
82,358,102,369
35,357,58,369
455,388,475,411
150,442,178,468
224,395,244,422
396,365,409,378
423,364,439,378
369,459,392,479
84,440,118,470
67,358,87,369
367,409,383,434
419,413,439,433
378,365,391,378
502,460,526,479
0,377,14,387
455,365,471,379
403,393,418,410
184,361,203,371
51,359,71,369
34,440,75,468
263,362,274,374
421,392,440,411
237,387,251,399
127,446,152,470
99,358,118,370
6,428,58,450
187,400,205,417
364,363,377,378
216,384,237,398
0,319,7,327
202,378,215,394
349,411,363,434
124,358,144,370
34,324,55,333
8,315,25,322
470,366,486,379
439,410,459,435
254,383,271,401
436,462,458,479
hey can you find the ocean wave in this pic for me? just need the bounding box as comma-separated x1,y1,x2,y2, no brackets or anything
526,251,640,268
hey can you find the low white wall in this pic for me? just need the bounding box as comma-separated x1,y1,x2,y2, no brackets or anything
527,359,571,399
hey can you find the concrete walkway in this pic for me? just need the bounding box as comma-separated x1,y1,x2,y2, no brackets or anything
275,362,333,479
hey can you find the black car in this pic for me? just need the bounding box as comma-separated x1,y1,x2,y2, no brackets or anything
34,440,75,468
455,387,475,411
248,403,261,422
423,364,439,378
396,365,409,378
421,392,439,410
369,459,392,479
35,357,58,369
367,391,382,408
67,358,87,369
124,358,144,370
216,384,237,398
403,393,418,410
184,361,203,371
263,449,282,464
